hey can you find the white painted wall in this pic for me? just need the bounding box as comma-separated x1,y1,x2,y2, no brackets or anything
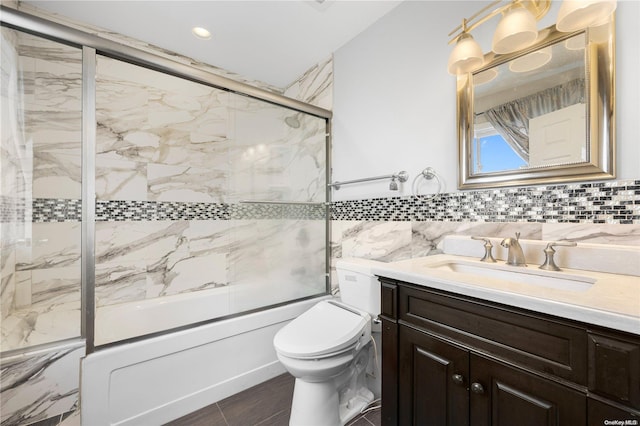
332,1,639,201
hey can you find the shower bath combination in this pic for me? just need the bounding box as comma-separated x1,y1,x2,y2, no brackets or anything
0,8,332,424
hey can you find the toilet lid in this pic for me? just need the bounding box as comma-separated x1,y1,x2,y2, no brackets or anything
274,301,370,358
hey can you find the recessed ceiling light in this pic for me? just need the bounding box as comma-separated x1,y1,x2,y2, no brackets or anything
192,27,212,40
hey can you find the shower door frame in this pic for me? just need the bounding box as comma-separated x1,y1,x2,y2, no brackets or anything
1,6,333,355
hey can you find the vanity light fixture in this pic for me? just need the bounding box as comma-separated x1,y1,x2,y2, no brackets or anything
447,22,484,75
447,0,616,76
447,0,550,75
191,26,212,40
492,3,539,54
556,0,617,32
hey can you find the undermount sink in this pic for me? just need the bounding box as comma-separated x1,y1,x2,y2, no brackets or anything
426,259,596,292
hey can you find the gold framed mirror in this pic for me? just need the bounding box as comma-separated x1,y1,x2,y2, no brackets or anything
457,20,615,189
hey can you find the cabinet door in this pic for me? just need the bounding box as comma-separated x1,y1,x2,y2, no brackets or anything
588,397,640,426
470,354,587,426
588,332,640,410
399,326,470,426
382,319,399,426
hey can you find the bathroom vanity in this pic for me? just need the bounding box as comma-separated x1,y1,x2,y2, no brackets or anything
374,246,640,426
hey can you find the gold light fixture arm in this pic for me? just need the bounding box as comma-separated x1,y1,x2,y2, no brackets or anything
448,0,551,44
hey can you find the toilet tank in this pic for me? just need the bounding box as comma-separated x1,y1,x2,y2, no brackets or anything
336,258,383,317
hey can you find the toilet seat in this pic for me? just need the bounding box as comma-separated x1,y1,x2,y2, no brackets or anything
274,300,371,359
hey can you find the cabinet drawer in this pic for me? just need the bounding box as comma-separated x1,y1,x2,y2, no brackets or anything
588,332,640,409
399,284,588,385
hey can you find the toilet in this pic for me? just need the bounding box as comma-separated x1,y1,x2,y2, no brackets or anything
273,258,382,426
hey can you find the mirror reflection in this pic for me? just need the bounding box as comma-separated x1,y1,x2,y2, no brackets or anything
472,32,586,174
458,20,615,190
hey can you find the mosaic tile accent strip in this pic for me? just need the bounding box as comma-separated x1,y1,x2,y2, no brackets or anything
13,198,82,223
94,201,324,221
33,199,82,222
1,196,29,223
230,203,326,220
12,179,640,224
331,180,640,224
95,200,230,222
24,199,324,222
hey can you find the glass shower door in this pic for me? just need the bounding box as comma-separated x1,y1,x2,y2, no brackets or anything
1,27,85,425
92,55,328,344
228,93,327,313
1,28,83,352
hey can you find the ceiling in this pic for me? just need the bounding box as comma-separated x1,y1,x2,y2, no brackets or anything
23,0,402,89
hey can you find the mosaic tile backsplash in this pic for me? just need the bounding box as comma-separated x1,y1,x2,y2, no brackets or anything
327,179,640,291
332,180,640,224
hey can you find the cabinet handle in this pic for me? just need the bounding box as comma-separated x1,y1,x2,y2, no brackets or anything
470,382,485,394
452,374,464,385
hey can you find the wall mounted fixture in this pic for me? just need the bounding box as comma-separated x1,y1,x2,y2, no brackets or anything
492,3,539,54
411,167,443,200
329,171,409,191
447,0,617,75
447,27,484,75
556,0,617,32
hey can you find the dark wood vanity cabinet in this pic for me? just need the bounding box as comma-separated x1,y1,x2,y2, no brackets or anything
379,278,640,426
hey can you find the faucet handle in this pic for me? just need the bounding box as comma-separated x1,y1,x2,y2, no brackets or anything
539,241,577,271
471,236,497,263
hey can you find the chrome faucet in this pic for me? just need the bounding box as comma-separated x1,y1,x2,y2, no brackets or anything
500,232,527,266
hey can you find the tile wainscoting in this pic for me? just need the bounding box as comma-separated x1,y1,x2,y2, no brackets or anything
330,179,640,290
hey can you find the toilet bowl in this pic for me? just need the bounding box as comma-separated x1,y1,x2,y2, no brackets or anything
273,258,383,426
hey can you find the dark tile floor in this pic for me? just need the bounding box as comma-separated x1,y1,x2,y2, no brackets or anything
165,373,381,426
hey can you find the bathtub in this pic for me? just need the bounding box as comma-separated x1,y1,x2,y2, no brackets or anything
95,287,235,345
82,293,328,426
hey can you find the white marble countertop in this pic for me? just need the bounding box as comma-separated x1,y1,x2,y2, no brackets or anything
372,254,640,336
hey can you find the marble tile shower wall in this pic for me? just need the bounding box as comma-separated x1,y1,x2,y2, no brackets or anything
1,29,83,351
330,181,640,288
1,31,328,354
1,29,85,426
93,55,327,311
